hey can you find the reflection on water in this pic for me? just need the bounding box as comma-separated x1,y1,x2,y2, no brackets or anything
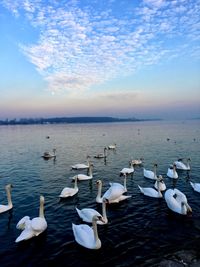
0,120,200,267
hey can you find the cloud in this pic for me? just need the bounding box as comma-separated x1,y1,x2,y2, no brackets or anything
1,0,200,94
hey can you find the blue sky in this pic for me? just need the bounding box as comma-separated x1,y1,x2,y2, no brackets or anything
0,0,199,120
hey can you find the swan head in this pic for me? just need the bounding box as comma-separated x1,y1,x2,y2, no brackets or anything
92,215,105,223
102,198,109,204
5,184,13,190
157,175,164,182
40,195,45,203
96,180,102,186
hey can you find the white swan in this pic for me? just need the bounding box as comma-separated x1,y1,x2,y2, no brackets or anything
108,144,116,150
138,180,162,198
0,184,13,213
109,174,127,193
96,180,131,204
59,176,78,198
15,196,47,243
164,188,192,215
76,198,108,224
72,215,104,249
42,148,56,159
190,182,200,193
132,158,144,166
143,163,158,180
72,162,93,181
154,175,166,191
71,157,90,170
167,164,178,179
174,158,191,171
94,147,107,159
120,161,134,175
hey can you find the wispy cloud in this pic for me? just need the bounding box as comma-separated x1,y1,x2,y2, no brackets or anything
1,0,200,94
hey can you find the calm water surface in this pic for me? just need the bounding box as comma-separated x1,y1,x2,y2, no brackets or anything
0,120,200,267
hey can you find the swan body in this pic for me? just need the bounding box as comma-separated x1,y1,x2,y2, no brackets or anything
164,188,192,215
72,215,104,249
167,164,178,179
132,158,143,165
15,196,47,242
120,161,134,175
174,158,191,171
42,149,56,159
109,174,127,192
96,180,131,203
72,162,93,181
190,182,200,193
76,198,108,224
138,181,162,198
94,147,107,159
143,164,157,180
0,184,13,213
154,175,166,191
59,176,78,198
108,144,116,149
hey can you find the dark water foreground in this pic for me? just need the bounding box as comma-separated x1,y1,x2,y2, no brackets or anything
0,120,200,266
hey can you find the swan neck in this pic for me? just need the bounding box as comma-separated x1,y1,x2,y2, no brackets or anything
96,182,102,202
39,199,45,218
102,201,107,222
123,175,127,191
154,165,157,177
88,165,93,176
74,177,78,189
6,186,12,207
92,218,99,245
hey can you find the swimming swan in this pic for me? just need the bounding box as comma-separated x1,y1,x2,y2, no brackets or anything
164,188,192,215
59,176,78,198
132,158,144,166
76,198,108,224
108,144,116,150
154,175,166,191
72,162,93,181
96,180,131,203
174,158,191,171
120,161,134,176
42,148,56,159
94,147,108,159
138,180,162,198
15,196,47,243
109,174,127,193
71,157,91,170
143,164,157,180
167,164,178,179
72,215,104,249
0,184,13,214
190,182,200,193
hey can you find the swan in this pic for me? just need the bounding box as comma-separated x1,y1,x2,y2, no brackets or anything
0,184,13,213
132,158,144,166
138,180,162,198
174,158,191,171
71,157,90,170
42,148,56,159
72,215,104,249
108,144,116,150
167,164,178,179
143,164,158,180
72,162,93,181
154,175,166,191
120,161,134,176
15,196,47,243
190,182,200,193
59,176,78,198
96,180,131,204
94,147,107,159
109,173,127,193
164,188,192,215
76,198,108,224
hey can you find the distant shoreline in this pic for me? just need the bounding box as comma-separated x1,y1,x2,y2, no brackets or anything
0,116,162,125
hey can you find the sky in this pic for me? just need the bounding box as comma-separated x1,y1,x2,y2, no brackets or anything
0,0,199,120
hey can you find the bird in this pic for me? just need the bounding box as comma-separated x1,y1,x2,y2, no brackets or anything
107,144,116,150
138,180,162,198
59,176,78,198
94,147,108,159
71,157,90,170
131,158,144,166
154,175,166,191
42,148,56,159
173,158,191,171
0,184,13,214
15,195,47,243
143,163,158,180
72,162,93,181
72,215,105,249
190,181,200,193
164,188,192,215
167,164,178,179
109,173,127,193
120,161,134,176
76,198,108,224
96,180,131,204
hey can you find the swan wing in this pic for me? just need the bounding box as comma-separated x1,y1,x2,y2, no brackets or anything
190,182,200,192
60,187,78,197
31,217,47,234
15,227,35,243
72,223,95,249
143,169,156,179
16,216,31,230
138,186,161,198
103,186,124,201
76,208,101,223
110,194,131,203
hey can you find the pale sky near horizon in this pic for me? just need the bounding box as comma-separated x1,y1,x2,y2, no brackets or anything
0,0,199,120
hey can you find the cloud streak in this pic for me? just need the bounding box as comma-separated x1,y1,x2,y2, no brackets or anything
2,0,200,94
